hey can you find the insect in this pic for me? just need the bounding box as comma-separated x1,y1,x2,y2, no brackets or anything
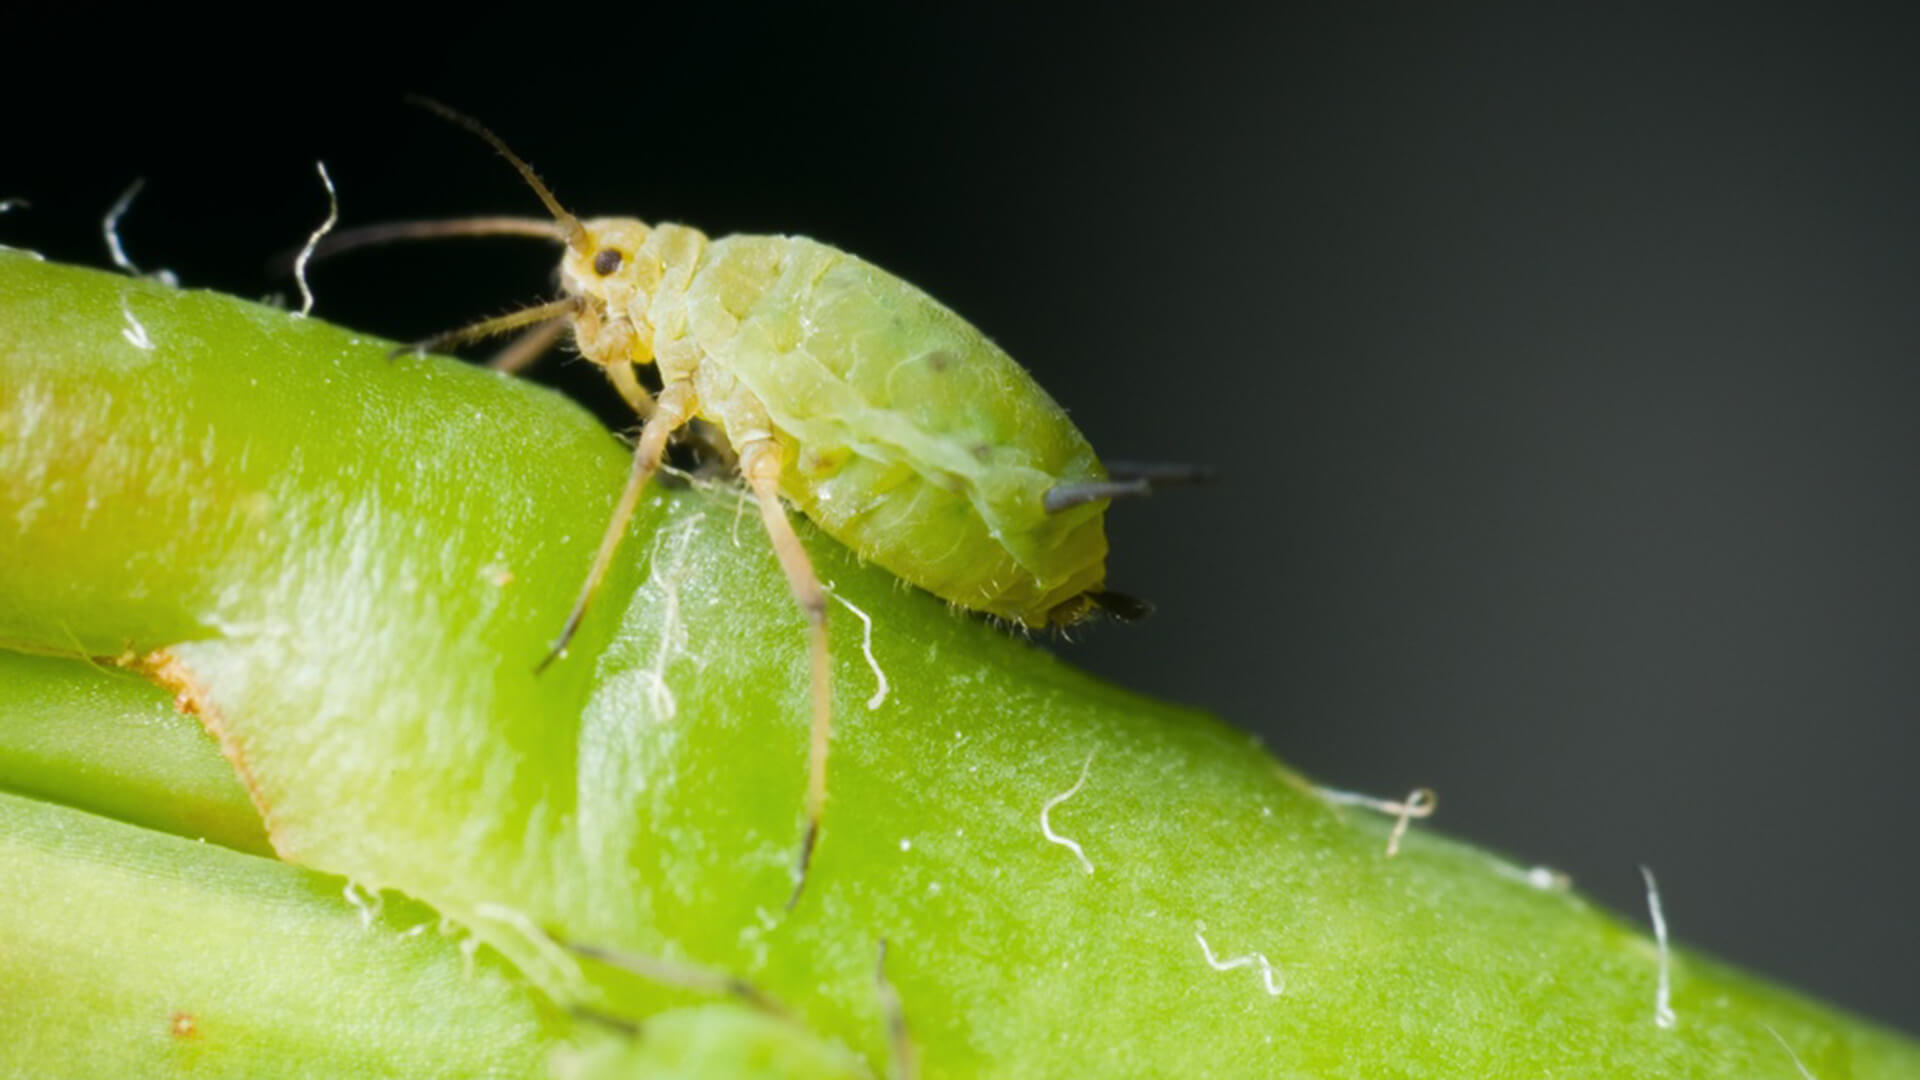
330,99,1193,903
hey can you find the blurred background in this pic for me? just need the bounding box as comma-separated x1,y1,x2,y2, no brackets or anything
9,4,1916,1033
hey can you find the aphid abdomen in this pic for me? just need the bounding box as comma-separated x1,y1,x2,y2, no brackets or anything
685,235,1110,626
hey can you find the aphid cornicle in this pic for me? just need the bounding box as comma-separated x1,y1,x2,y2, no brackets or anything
353,99,1178,902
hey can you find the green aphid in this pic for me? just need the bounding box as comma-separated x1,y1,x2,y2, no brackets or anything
338,99,1188,904
577,220,1111,625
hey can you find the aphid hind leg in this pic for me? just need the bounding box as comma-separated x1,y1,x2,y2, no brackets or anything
563,938,790,1018
738,439,833,909
536,379,696,672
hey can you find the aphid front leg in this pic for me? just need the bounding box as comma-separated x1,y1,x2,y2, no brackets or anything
606,361,658,420
401,296,583,358
487,317,569,374
738,439,833,908
537,379,696,672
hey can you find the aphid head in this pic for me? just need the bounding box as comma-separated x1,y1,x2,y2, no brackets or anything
558,217,654,302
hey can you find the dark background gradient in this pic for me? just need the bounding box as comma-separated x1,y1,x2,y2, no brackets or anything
10,5,1916,1034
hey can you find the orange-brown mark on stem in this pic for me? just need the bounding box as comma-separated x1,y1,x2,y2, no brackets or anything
124,648,286,856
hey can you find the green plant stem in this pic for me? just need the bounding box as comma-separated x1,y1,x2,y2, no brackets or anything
2,251,1915,1077
0,787,549,1079
0,651,267,853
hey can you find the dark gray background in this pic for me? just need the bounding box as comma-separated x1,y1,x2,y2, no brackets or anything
9,5,1916,1034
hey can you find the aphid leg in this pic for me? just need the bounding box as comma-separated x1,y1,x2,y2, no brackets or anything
566,1005,642,1037
875,940,918,1080
536,380,696,673
738,440,833,909
605,360,659,420
397,296,583,358
564,938,791,1019
487,317,568,374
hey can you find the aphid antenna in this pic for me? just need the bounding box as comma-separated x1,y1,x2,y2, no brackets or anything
267,216,567,280
305,216,565,261
406,95,590,253
271,95,583,275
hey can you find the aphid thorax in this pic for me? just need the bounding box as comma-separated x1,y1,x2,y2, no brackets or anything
557,217,706,381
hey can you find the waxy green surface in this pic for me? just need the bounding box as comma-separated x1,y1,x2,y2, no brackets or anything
2,252,1914,1077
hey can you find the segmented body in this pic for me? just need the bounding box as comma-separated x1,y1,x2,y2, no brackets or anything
561,218,1110,627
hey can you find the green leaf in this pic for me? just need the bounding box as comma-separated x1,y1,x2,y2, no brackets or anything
3,250,1916,1077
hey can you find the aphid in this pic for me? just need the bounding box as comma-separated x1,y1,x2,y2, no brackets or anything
334,99,1196,903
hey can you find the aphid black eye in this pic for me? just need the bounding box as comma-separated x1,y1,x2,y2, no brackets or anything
592,248,624,275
